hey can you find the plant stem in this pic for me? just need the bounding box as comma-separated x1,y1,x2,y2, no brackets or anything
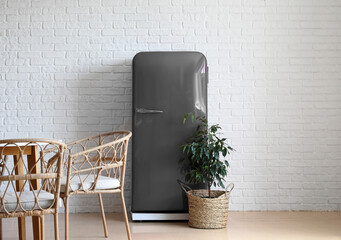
208,184,211,198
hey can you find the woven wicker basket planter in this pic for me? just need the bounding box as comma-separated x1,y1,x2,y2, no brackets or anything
180,183,234,229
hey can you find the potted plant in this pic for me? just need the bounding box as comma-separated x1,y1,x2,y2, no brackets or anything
179,113,234,229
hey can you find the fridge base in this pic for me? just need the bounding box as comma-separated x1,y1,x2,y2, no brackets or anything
131,213,189,221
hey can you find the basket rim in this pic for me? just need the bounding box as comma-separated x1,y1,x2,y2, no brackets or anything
186,189,231,199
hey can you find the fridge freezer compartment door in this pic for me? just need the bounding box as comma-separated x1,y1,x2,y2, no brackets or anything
135,108,163,114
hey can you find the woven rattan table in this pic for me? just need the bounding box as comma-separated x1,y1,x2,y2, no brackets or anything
0,143,44,240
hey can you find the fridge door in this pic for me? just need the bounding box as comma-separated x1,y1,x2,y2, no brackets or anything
132,51,207,214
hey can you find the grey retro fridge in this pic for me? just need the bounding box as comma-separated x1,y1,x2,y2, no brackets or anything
132,51,208,221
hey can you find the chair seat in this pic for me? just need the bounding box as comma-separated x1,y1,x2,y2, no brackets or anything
1,190,61,212
60,175,121,193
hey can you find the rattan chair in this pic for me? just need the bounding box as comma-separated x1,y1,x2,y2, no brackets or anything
0,139,66,240
60,131,132,240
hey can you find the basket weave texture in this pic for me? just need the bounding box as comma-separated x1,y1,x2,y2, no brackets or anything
186,189,230,229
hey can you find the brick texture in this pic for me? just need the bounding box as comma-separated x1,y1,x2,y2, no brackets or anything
1,0,341,212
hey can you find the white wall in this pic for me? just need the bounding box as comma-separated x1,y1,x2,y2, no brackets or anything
1,0,341,212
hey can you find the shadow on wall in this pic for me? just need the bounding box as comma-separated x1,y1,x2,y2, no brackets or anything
54,59,134,213
77,60,132,140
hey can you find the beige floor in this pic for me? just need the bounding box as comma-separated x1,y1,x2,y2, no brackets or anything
1,212,341,240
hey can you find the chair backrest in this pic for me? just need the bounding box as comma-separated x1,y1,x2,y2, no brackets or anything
64,131,132,194
0,139,66,217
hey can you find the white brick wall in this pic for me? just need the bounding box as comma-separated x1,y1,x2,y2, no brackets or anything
1,0,341,212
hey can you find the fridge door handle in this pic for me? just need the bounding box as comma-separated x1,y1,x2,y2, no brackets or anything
135,108,163,114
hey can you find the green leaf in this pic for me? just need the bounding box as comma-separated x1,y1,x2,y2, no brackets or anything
222,148,227,157
218,178,225,188
183,113,188,124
